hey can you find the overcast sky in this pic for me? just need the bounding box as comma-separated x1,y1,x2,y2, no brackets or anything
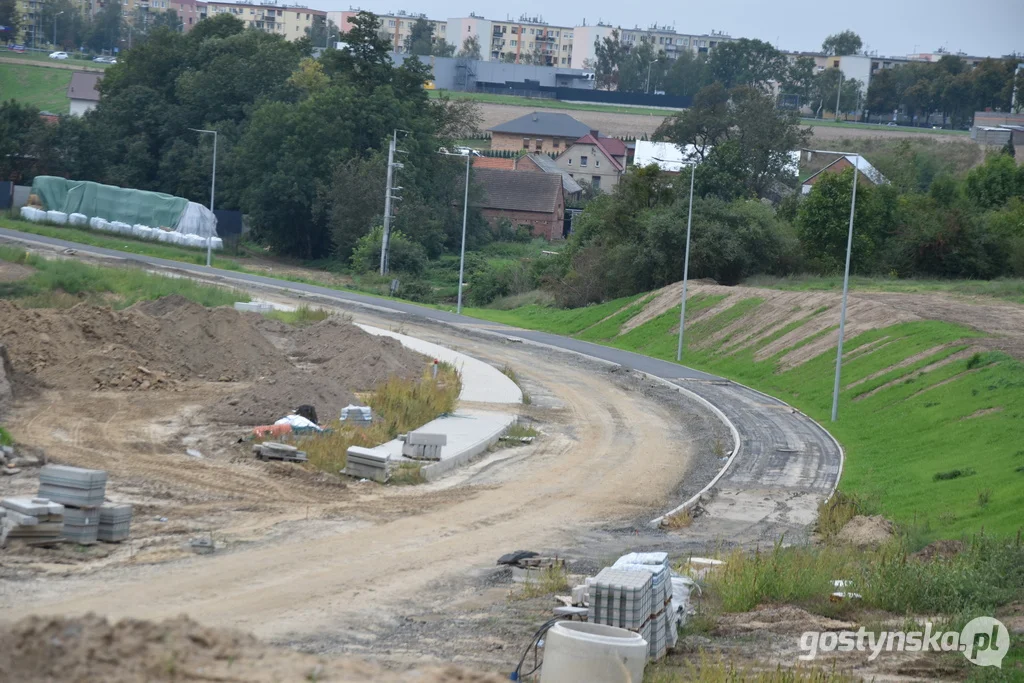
321,0,1024,58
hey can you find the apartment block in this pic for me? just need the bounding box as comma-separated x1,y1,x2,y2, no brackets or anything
329,8,448,54
570,23,732,70
200,1,325,41
449,13,574,66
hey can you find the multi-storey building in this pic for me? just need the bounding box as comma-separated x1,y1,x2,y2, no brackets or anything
449,13,574,66
199,1,325,41
570,23,732,70
329,9,447,54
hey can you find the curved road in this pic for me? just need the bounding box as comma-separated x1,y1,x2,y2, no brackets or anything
0,226,842,542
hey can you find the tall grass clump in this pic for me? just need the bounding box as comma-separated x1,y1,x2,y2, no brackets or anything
646,653,857,683
264,305,331,325
814,492,861,541
510,565,569,601
300,363,461,475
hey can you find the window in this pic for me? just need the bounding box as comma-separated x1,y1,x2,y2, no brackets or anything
523,138,530,149
562,45,567,51
561,58,566,64
529,42,534,49
305,13,310,20
467,26,471,32
535,138,543,151
833,59,839,68
277,9,281,15
595,159,600,168
511,27,518,34
592,176,601,189
567,158,572,165
529,28,534,34
510,40,516,46
579,155,588,167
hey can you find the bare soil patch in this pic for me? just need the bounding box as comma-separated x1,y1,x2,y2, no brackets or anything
835,515,895,549
713,604,856,635
0,260,35,282
0,614,505,682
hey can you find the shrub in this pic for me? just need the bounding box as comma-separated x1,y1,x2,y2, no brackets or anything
349,226,427,275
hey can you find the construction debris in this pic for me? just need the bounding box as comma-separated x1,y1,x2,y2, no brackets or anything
343,446,390,482
340,404,372,425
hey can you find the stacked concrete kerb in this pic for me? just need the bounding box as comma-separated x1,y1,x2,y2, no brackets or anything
38,465,108,545
344,446,390,482
98,503,133,542
401,431,447,461
1,497,64,545
340,404,373,424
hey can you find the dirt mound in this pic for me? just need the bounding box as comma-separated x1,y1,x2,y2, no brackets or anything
911,539,965,562
212,367,358,425
292,318,426,390
713,605,856,636
0,344,13,418
835,515,896,548
0,614,505,682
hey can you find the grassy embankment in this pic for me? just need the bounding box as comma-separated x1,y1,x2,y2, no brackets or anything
0,62,73,111
0,243,247,308
465,292,1023,541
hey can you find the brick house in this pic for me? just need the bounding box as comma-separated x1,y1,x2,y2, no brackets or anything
488,112,591,154
554,133,628,191
801,154,887,195
472,168,566,240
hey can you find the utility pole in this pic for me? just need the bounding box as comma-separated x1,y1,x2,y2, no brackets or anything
380,131,406,275
676,162,695,361
456,152,470,314
834,70,844,121
831,158,858,422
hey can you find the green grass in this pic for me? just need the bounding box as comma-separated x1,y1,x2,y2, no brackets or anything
462,292,1024,540
263,305,331,326
646,655,857,683
0,426,12,447
0,243,248,308
577,294,654,342
800,116,969,136
0,51,111,69
462,293,644,335
428,88,681,117
744,274,1024,305
0,62,72,111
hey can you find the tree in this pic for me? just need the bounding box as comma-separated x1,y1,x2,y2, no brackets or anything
655,83,731,161
810,68,862,117
781,56,816,104
707,38,787,91
404,17,433,56
432,39,455,57
593,30,627,90
306,16,340,48
1003,138,1016,158
315,153,387,259
458,35,481,60
0,0,20,41
821,30,862,56
85,3,122,53
500,51,517,64
796,168,877,272
662,50,708,97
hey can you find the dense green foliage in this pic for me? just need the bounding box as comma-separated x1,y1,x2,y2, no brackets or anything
1,12,488,265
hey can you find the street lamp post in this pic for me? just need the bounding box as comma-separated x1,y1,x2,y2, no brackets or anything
438,150,472,314
834,70,844,122
646,58,661,95
188,128,218,267
805,149,860,421
676,161,696,361
53,10,64,49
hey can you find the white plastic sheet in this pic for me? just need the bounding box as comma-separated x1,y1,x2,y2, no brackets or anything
175,202,219,238
274,414,322,431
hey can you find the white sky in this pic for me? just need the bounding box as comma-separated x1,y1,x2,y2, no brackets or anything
319,0,1024,58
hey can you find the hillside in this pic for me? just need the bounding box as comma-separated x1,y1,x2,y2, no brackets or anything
467,283,1024,540
0,62,71,112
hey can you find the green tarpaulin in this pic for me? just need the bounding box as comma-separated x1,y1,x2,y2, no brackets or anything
31,176,189,229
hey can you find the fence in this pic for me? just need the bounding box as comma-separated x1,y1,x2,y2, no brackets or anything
553,88,692,109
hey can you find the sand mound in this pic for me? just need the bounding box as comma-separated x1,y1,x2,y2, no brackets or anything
0,614,505,682
835,515,896,549
912,539,965,562
714,605,856,636
0,296,428,426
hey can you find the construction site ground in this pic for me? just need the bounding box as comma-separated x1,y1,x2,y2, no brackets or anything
1,229,1013,681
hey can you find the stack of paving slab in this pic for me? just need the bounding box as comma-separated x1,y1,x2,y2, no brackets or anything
340,405,373,425
0,497,64,545
611,552,675,659
98,503,132,543
401,431,447,461
344,446,391,482
38,465,107,545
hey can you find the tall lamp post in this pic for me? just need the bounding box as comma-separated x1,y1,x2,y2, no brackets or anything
645,58,662,95
188,128,218,267
650,154,696,361
805,149,861,422
438,149,472,314
53,10,64,49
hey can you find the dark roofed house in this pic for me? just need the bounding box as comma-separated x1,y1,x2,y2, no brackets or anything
801,154,888,195
67,72,103,116
488,112,592,155
516,153,584,199
473,168,566,240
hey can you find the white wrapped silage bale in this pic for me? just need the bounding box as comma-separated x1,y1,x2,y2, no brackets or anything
46,210,68,225
211,237,224,251
19,206,34,221
110,221,131,234
136,226,154,240
69,212,88,226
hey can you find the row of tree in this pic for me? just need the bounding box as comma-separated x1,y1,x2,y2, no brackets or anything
2,12,489,262
0,1,162,54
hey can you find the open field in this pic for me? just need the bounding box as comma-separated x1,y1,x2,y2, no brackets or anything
0,52,109,70
466,281,1024,539
0,62,72,112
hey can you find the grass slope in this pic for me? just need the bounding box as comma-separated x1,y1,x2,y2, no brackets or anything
746,273,1024,305
0,62,72,111
470,296,1023,540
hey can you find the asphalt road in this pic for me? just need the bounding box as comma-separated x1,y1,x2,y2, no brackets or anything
0,226,843,531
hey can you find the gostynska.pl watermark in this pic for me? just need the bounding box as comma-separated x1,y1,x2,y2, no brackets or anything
799,617,1010,667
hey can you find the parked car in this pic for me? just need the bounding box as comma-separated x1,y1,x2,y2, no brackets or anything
92,56,117,64
48,51,69,60
886,122,898,127
454,146,482,157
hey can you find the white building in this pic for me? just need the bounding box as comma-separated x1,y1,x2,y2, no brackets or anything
67,72,102,116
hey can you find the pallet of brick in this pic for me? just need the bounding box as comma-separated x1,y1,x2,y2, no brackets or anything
62,506,99,545
588,567,653,630
648,612,667,660
38,465,107,508
97,503,132,543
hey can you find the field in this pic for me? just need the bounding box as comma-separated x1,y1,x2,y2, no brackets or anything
0,62,72,112
466,281,1024,540
429,88,679,116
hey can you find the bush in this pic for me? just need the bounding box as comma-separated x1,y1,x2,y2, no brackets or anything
467,259,537,306
349,226,427,275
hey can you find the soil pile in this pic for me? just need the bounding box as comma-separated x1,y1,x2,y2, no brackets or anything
713,605,856,636
0,296,428,425
835,515,895,549
0,614,506,682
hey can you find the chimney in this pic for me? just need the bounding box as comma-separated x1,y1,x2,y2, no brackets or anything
590,129,599,138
